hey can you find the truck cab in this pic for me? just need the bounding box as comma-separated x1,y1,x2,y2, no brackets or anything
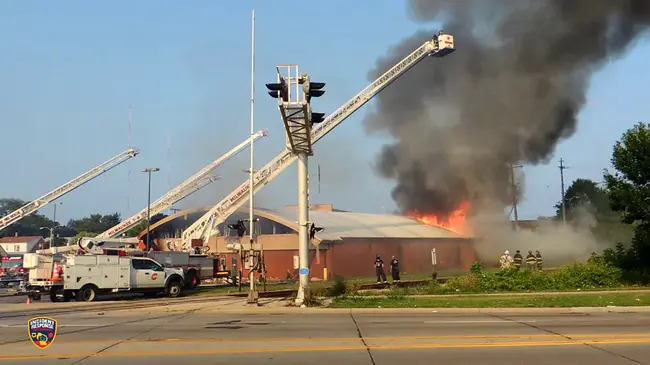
0,256,26,288
130,257,182,296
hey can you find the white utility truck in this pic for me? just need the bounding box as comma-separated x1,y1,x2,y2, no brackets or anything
77,237,234,289
24,253,185,302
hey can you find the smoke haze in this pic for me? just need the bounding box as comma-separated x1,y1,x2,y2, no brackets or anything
365,0,650,218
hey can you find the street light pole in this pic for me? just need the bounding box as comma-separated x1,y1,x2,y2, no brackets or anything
142,168,160,251
40,226,60,249
246,9,259,304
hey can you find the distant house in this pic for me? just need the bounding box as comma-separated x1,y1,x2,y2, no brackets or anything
0,236,44,255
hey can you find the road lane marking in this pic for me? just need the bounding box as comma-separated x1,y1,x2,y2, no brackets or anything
3,332,648,345
423,320,537,324
3,337,650,360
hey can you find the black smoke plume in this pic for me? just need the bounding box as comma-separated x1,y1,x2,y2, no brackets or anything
365,0,650,217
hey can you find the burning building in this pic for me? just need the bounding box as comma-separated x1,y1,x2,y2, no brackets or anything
140,204,478,279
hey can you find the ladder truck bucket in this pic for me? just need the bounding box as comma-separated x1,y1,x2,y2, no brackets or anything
78,237,139,255
431,31,455,57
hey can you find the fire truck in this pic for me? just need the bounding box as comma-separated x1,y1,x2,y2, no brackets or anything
0,255,27,288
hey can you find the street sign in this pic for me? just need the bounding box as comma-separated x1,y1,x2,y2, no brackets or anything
299,267,309,275
431,248,437,266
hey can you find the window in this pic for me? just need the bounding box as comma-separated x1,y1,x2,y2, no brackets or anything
131,259,146,270
132,258,164,272
148,261,164,272
0,260,21,269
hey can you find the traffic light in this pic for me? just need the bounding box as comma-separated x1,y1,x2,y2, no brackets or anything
265,78,289,102
300,74,325,103
227,220,247,238
309,223,324,240
310,112,325,126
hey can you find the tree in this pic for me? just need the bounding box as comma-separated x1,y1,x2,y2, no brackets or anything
67,213,121,235
554,178,610,220
0,198,57,237
554,179,634,245
124,213,168,237
604,122,650,272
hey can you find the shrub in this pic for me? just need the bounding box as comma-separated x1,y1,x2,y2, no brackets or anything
302,286,322,306
470,261,483,275
327,275,347,297
440,260,623,293
601,243,650,285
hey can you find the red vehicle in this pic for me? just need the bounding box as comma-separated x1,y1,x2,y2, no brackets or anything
0,256,27,287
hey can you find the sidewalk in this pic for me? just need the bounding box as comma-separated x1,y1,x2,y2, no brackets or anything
3,296,650,316
140,302,650,315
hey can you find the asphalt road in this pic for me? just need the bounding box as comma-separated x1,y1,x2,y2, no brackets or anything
1,308,649,364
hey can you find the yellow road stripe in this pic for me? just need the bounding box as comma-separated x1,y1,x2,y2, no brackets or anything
3,337,650,360
7,332,650,345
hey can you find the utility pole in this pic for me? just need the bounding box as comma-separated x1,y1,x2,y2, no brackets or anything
52,201,62,225
142,168,160,251
510,163,523,230
559,158,568,223
247,9,259,304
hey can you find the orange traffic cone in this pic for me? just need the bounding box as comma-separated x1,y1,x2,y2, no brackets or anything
26,297,32,304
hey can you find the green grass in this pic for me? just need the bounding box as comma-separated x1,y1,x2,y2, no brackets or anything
352,284,650,297
330,292,650,308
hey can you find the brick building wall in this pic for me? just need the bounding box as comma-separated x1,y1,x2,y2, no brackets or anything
209,234,476,280
327,237,477,278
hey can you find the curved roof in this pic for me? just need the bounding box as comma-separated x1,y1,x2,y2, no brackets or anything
259,208,466,241
140,206,468,241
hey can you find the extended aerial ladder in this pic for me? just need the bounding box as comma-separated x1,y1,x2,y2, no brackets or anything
96,129,269,239
180,31,456,251
0,148,140,232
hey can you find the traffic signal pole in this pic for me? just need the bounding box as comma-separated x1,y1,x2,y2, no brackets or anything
297,152,309,304
266,66,325,306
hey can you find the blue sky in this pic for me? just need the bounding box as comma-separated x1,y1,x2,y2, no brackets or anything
1,1,648,224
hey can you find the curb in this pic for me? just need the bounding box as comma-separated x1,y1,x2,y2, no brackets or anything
4,304,650,316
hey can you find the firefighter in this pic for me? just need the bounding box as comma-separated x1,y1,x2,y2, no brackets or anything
374,255,387,284
499,250,513,269
526,250,536,270
390,255,400,283
513,250,523,271
535,250,543,271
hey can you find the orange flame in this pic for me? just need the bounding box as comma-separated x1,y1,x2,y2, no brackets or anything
408,201,472,235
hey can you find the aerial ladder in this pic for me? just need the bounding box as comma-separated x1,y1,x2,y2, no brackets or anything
96,129,269,239
180,31,456,251
0,148,140,232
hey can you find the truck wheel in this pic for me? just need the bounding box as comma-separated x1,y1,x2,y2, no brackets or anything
62,291,73,302
77,285,97,302
166,280,183,298
49,288,59,303
184,271,199,290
